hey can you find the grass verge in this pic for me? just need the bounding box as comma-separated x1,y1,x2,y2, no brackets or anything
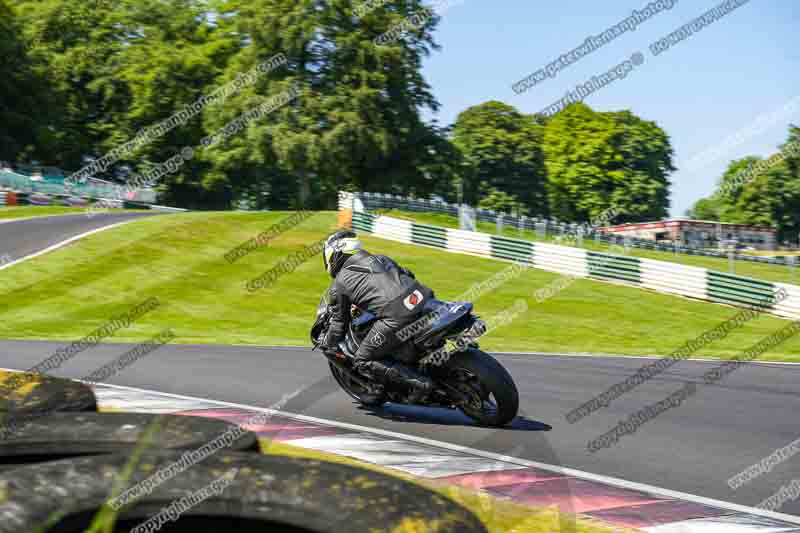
0,210,798,359
0,206,141,220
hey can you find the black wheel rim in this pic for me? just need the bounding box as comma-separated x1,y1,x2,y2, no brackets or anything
451,367,499,419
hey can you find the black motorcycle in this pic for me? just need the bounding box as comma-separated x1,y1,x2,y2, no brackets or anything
311,290,519,427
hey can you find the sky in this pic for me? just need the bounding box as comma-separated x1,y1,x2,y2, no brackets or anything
420,0,800,217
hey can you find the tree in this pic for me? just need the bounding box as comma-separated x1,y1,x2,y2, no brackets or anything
784,125,800,185
542,102,673,223
202,0,444,209
104,0,241,208
692,129,800,244
5,0,450,209
686,197,722,220
0,0,54,162
477,187,523,214
452,101,547,216
8,0,242,207
10,0,126,169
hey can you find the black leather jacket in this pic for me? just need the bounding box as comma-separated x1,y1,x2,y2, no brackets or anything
322,250,432,349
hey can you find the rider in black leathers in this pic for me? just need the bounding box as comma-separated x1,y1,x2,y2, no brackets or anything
320,230,434,402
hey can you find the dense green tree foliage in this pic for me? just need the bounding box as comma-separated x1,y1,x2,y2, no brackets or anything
3,0,448,208
541,103,673,224
3,1,680,220
452,101,547,216
477,187,525,214
11,0,130,169
5,0,796,239
200,0,447,209
0,0,52,162
688,126,800,243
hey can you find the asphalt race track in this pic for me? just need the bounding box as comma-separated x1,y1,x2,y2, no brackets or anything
0,211,161,264
0,340,798,516
2,212,799,518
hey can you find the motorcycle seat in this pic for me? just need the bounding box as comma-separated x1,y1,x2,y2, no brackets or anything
413,300,473,343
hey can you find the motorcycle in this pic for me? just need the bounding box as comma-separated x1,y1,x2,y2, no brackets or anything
310,290,519,427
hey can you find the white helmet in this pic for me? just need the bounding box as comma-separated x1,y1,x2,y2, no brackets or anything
323,230,363,277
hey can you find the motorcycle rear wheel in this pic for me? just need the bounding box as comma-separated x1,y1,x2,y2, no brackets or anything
445,349,519,427
328,361,387,407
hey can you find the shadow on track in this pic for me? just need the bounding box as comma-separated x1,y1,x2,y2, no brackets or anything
355,402,551,431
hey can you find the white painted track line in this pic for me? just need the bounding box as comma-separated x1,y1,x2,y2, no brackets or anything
492,351,800,366
0,220,134,272
1,370,791,526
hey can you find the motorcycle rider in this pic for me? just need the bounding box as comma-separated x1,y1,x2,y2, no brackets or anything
320,229,434,403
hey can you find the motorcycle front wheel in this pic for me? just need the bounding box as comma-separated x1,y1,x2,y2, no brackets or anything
328,361,387,407
445,349,519,427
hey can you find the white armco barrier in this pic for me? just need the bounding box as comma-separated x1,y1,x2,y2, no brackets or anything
534,243,589,278
445,228,492,257
374,216,412,244
338,191,365,212
774,283,800,320
640,258,708,301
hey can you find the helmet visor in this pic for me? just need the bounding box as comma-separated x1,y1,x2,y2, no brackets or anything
323,241,333,274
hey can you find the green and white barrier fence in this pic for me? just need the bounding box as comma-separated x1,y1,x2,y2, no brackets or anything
347,208,800,320
343,191,797,266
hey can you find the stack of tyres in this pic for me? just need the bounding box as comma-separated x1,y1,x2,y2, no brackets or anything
1,371,98,472
0,412,258,471
27,192,52,206
68,196,89,207
0,371,97,417
53,194,72,206
123,200,150,210
0,371,486,532
0,451,488,533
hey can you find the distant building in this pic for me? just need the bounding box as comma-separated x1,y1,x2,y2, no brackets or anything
598,219,777,251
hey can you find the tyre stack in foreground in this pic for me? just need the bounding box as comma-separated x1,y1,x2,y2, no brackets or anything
0,370,487,533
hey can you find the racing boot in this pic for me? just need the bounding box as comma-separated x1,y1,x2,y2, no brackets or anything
359,360,432,403
346,360,383,405
360,383,386,406
387,363,433,403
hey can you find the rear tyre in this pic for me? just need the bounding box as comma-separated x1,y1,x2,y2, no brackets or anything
328,362,387,407
446,349,519,427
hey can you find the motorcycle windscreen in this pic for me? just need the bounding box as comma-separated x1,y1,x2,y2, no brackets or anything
317,288,332,317
311,289,333,346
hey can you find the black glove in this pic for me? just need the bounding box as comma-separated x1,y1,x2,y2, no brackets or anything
320,328,341,354
322,296,347,352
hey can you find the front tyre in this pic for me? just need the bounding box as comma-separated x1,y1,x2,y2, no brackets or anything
328,361,387,407
446,349,519,427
